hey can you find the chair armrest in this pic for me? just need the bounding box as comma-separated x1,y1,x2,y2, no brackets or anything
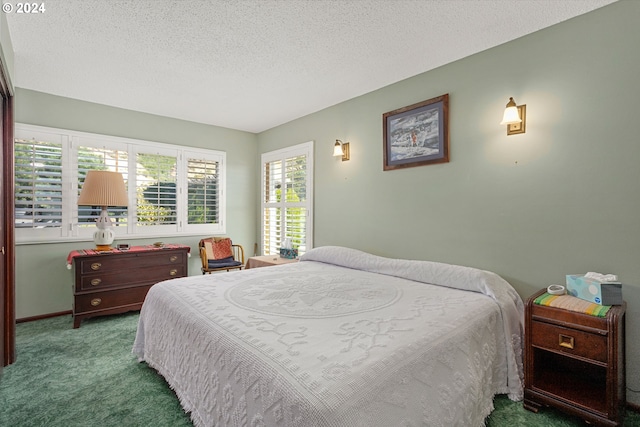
233,244,245,265
200,247,208,270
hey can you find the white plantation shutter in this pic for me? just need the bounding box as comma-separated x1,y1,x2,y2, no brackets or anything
261,142,313,256
187,157,220,225
77,146,129,230
14,123,227,243
263,159,282,255
14,137,64,232
135,152,178,226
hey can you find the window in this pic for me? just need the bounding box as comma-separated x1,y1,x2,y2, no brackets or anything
15,128,67,241
186,156,220,227
15,123,226,243
76,144,128,232
261,141,313,256
134,148,178,231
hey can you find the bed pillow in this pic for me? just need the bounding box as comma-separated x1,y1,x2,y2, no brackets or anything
204,238,234,260
300,246,517,302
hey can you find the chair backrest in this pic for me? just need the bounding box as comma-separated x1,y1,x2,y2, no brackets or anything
198,236,229,248
199,237,234,261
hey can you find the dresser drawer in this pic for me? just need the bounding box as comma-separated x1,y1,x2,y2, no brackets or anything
77,264,185,291
531,320,608,363
78,250,186,274
74,285,154,313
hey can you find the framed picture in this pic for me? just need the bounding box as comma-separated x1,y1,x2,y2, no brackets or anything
383,94,449,171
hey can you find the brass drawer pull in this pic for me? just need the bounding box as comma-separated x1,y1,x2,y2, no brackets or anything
170,269,177,276
559,334,575,349
90,278,102,286
91,298,102,307
170,255,178,262
91,262,102,271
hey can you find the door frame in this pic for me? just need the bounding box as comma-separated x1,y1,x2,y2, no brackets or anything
1,50,15,367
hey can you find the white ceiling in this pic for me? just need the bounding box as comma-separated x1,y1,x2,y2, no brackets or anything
6,0,616,133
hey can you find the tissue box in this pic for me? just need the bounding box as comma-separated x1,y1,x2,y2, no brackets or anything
565,274,623,305
279,248,298,259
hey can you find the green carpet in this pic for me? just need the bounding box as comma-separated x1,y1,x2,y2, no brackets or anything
0,313,638,426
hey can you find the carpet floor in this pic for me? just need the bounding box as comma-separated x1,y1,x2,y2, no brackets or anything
0,312,638,426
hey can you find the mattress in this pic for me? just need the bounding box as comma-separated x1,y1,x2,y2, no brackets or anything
133,246,524,426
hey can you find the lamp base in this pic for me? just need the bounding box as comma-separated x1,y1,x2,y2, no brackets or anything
93,227,115,251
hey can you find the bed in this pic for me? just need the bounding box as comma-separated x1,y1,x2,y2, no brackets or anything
132,246,524,427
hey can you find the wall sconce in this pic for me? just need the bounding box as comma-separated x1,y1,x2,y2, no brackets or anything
500,97,526,135
333,139,350,161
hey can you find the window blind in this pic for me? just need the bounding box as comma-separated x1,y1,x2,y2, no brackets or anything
14,138,64,229
77,146,129,228
187,158,219,225
136,153,178,226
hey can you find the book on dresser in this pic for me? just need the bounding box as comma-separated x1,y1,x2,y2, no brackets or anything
69,245,189,328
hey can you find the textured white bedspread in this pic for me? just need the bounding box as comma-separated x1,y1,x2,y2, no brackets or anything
133,246,523,427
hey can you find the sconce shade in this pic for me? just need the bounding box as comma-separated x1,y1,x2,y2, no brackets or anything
78,170,128,207
333,139,350,161
500,97,522,125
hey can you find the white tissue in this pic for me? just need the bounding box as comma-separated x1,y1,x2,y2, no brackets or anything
584,271,619,282
283,238,292,249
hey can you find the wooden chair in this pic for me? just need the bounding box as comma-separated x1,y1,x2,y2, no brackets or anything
199,237,245,274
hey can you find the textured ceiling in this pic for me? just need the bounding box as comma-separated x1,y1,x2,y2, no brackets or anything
6,0,616,133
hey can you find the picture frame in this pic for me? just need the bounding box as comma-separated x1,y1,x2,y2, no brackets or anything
383,94,449,171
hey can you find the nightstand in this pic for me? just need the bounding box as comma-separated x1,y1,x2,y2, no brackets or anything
245,255,298,269
524,288,626,426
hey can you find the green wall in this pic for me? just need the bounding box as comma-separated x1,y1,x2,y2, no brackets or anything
14,88,258,318
257,1,640,405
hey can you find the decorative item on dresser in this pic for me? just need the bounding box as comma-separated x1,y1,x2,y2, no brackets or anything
68,245,189,328
524,288,626,426
76,170,129,251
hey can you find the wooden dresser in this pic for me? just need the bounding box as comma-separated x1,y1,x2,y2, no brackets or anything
524,288,626,426
71,246,189,328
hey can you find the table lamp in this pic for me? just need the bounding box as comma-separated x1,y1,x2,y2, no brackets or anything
77,170,128,251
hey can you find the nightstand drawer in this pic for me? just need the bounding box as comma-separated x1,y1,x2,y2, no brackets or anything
531,320,607,363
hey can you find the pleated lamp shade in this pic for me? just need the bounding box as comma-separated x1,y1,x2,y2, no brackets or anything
78,170,128,207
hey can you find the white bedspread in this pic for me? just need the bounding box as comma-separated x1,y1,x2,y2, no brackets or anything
133,246,523,427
